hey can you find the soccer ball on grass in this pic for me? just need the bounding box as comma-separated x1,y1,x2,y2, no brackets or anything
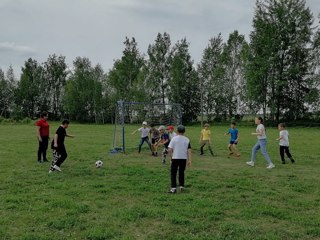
95,160,103,168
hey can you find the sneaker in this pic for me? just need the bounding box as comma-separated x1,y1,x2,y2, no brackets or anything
229,152,234,155
168,188,177,194
179,186,184,192
48,170,53,174
162,159,166,164
291,159,295,163
246,161,255,167
282,161,286,164
43,159,49,162
266,163,275,169
53,165,62,172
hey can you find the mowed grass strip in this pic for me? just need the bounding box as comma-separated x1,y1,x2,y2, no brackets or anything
0,123,319,239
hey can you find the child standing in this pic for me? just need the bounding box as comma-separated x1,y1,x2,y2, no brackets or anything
246,117,275,169
276,123,295,164
132,121,152,154
150,123,160,156
168,125,192,194
156,125,170,164
199,123,214,156
166,125,177,140
224,122,240,157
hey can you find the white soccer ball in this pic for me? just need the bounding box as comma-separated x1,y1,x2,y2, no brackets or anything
95,160,103,168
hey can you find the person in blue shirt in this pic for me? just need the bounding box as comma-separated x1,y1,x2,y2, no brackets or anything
156,125,170,164
224,122,240,157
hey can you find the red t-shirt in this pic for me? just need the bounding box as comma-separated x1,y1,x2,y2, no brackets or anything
36,118,50,137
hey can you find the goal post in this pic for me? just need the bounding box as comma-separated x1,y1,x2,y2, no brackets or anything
111,100,182,153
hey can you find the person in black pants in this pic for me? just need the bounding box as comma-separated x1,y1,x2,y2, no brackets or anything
49,119,74,173
36,111,50,163
167,125,192,193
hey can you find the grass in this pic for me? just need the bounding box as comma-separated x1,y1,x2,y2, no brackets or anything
0,123,320,239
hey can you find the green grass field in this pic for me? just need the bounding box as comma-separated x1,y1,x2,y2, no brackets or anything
0,123,320,240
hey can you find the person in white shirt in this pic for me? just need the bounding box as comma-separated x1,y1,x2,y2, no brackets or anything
246,117,275,169
276,123,295,164
132,121,152,154
167,125,192,194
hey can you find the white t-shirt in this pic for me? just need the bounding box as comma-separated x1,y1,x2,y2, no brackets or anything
279,130,289,146
138,127,150,138
168,135,191,159
256,124,266,139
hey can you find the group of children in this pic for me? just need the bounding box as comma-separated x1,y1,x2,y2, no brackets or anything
132,117,295,193
133,118,295,168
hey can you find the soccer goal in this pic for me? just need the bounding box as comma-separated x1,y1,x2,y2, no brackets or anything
111,101,182,153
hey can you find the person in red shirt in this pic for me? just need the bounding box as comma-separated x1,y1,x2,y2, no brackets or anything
36,111,50,163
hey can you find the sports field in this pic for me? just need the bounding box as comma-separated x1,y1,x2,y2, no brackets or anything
0,123,319,239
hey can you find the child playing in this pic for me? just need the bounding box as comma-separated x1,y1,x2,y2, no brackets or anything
246,117,275,169
199,123,214,156
224,122,240,157
167,125,192,193
150,123,160,156
155,125,170,164
276,123,295,164
166,125,177,140
132,121,152,154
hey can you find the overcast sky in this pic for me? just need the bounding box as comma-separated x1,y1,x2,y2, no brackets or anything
1,0,319,76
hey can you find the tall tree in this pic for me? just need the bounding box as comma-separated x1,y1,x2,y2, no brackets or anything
0,66,16,117
247,0,315,121
222,31,249,119
198,34,226,121
43,54,68,118
145,32,172,104
108,37,145,103
64,57,104,122
15,58,43,118
169,38,200,123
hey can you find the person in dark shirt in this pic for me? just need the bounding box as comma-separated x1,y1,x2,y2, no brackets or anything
155,125,170,164
49,119,74,173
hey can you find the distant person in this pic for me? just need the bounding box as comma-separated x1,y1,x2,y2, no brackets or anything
246,117,275,169
276,123,295,164
224,122,240,157
36,111,50,163
49,119,74,173
132,121,152,154
199,123,214,156
168,125,192,194
150,123,160,156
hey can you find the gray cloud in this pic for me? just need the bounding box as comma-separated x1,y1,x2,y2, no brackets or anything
0,0,319,76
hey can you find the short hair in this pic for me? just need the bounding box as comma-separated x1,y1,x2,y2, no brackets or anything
278,123,286,128
177,125,185,133
231,122,236,125
150,123,155,128
204,123,210,127
62,119,70,125
40,111,48,118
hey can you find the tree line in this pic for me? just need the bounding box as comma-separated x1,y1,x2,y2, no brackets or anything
1,0,319,124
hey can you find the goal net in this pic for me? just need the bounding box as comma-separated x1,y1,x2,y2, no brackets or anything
112,101,182,153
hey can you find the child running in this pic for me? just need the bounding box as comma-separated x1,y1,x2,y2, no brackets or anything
224,122,240,157
246,117,275,169
199,123,214,156
276,123,295,164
